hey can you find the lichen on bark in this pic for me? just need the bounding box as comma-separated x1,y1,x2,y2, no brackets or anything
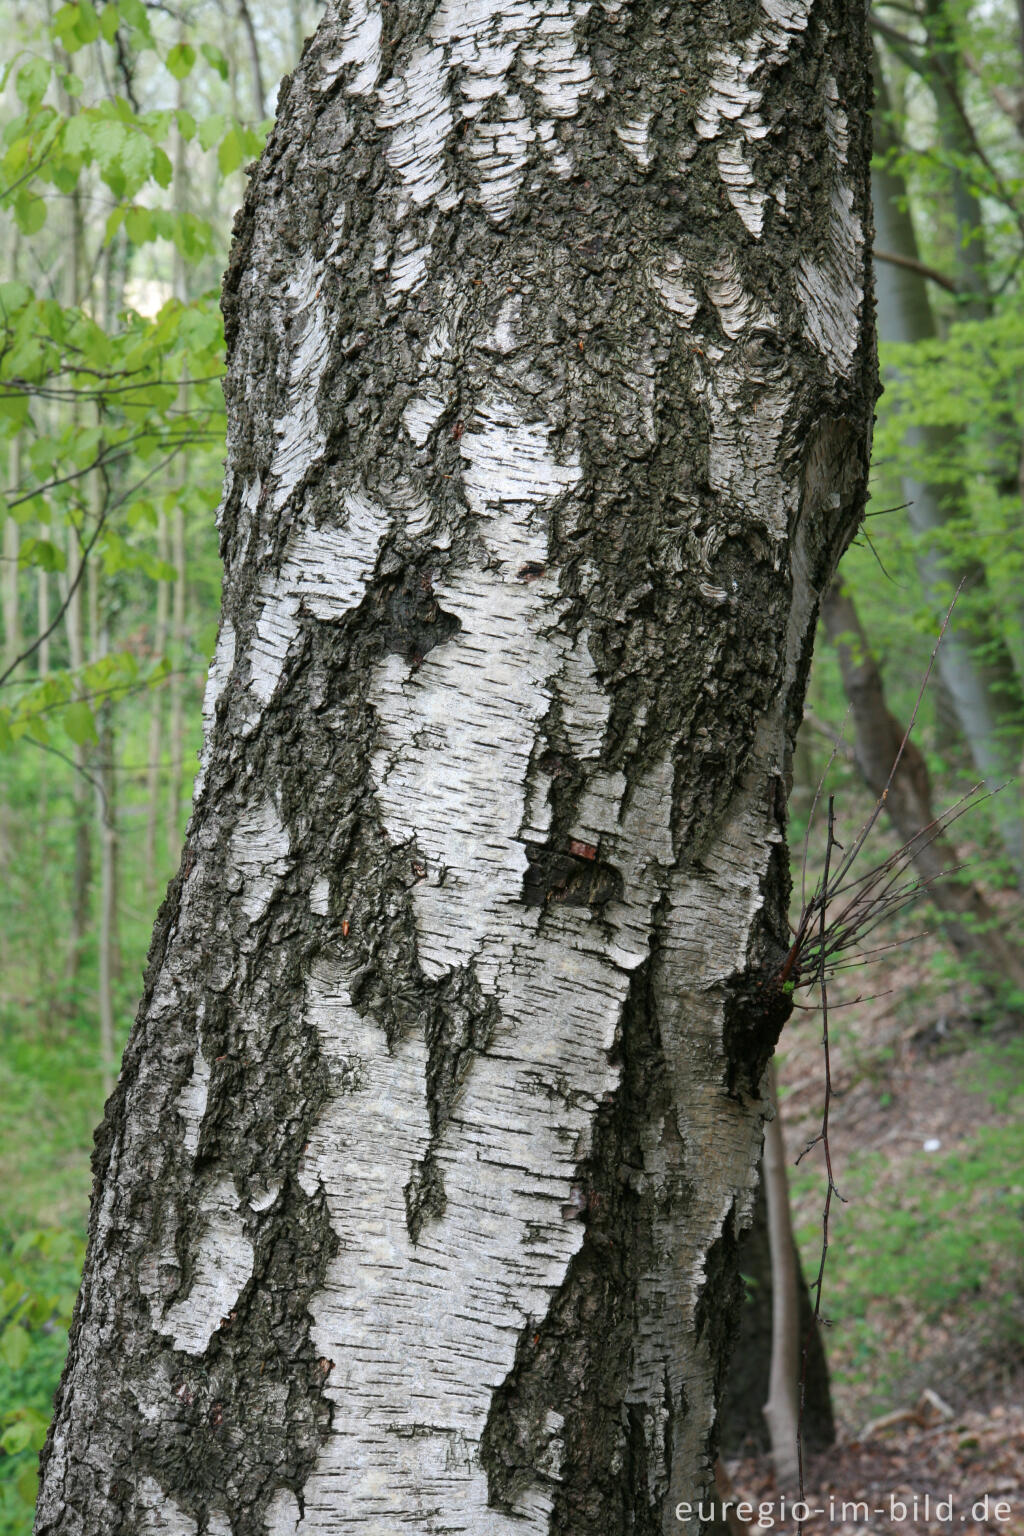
36,1,876,1532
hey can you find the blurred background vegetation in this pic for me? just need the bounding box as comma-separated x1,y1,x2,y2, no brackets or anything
0,0,1023,1527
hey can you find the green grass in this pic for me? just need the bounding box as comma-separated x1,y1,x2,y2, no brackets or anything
0,720,192,1533
0,1004,111,1531
794,1036,1024,1416
0,1029,107,1233
0,1228,84,1528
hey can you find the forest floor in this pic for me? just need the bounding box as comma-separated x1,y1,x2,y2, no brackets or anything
723,884,1024,1534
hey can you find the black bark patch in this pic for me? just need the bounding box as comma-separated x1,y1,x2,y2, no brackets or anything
693,1206,744,1449
719,962,793,1100
376,562,462,665
480,946,687,1534
405,964,499,1241
132,1180,337,1536
522,841,623,909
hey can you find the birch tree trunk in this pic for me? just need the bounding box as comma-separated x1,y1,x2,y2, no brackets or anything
37,3,875,1532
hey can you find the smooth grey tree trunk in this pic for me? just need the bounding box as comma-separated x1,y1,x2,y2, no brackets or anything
872,58,1024,883
761,1064,800,1492
36,3,875,1532
921,0,990,321
144,510,171,894
717,1163,834,1463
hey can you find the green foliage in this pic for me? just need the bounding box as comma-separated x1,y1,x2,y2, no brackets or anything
0,0,292,1515
0,1229,84,1526
872,310,1024,670
0,0,260,759
793,1038,1024,1416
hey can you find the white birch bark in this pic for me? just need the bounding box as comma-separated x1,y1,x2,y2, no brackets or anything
37,3,875,1532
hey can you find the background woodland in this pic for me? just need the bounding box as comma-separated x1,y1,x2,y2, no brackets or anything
0,0,1023,1527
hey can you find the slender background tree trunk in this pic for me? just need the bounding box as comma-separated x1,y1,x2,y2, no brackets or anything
822,581,1024,997
761,1064,801,1492
145,511,171,894
873,56,1024,884
167,66,191,853
717,1161,835,1465
37,3,875,1531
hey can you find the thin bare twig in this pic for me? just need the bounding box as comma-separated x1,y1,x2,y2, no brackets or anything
0,505,108,690
874,247,960,294
796,798,844,1536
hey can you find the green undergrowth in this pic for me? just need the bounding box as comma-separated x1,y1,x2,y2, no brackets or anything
794,1036,1024,1421
0,1001,104,1532
0,734,191,1531
0,958,152,1531
0,1228,84,1530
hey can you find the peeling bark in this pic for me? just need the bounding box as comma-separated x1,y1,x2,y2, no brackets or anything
37,3,875,1532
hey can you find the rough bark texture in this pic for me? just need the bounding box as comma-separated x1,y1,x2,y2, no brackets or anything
37,3,874,1533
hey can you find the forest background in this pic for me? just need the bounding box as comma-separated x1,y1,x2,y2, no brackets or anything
0,0,1023,1529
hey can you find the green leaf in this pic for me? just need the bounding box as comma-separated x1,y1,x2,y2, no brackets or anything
197,112,225,153
99,3,120,42
16,1466,38,1508
218,127,243,176
166,42,196,80
52,157,83,194
89,117,130,171
15,57,50,109
63,699,98,746
0,280,33,315
125,496,157,529
104,204,126,244
200,42,229,81
62,71,85,97
0,710,13,751
52,4,81,49
62,112,93,158
172,210,215,263
18,537,67,573
0,1323,30,1371
117,0,149,30
76,1,101,42
118,131,154,194
151,145,172,188
1,1420,33,1455
175,108,196,142
13,190,46,235
124,204,153,244
6,489,44,523
0,396,32,436
53,2,101,49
